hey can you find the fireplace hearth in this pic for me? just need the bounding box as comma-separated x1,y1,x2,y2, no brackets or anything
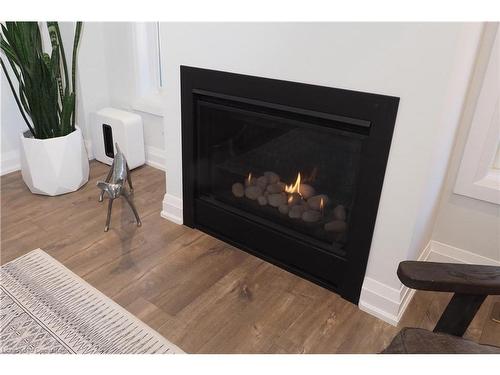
181,66,399,304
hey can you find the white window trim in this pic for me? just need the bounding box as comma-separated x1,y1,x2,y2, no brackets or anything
131,22,165,117
454,28,500,204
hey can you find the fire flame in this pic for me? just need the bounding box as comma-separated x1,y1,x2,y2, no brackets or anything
247,172,252,184
320,197,324,210
285,173,302,196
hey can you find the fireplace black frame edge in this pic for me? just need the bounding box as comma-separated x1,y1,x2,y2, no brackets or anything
180,65,400,304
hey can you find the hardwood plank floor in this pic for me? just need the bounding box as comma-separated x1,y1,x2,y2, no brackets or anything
1,161,498,353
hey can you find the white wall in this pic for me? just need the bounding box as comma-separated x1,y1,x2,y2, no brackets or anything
160,22,483,324
1,63,26,174
100,22,166,169
76,22,110,152
431,23,500,263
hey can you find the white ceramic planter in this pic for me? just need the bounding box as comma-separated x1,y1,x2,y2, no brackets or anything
19,127,89,196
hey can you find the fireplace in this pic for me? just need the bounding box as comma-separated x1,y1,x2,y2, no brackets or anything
181,66,399,304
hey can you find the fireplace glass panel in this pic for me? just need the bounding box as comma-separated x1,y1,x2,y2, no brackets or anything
196,97,367,255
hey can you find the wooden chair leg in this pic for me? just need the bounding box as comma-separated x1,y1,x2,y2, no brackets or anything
434,293,486,336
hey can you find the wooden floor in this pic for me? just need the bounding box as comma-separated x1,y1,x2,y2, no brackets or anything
1,161,499,353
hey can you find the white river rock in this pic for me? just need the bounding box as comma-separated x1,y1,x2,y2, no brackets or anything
333,205,346,221
299,184,316,200
245,185,263,200
232,182,245,198
264,171,280,184
307,194,329,211
279,204,289,215
324,220,347,232
288,205,306,219
302,210,322,223
268,193,287,207
257,195,268,206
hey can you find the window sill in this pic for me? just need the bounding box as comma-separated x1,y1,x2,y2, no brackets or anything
455,168,500,205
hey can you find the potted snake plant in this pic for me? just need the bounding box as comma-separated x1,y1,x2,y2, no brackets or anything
1,21,88,196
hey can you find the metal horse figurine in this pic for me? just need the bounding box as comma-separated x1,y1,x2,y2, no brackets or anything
97,143,142,231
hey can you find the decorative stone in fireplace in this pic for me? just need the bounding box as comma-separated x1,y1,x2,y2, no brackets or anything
181,66,399,304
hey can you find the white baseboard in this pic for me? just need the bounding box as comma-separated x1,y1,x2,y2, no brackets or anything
429,240,500,266
359,240,498,326
0,150,20,176
359,242,432,326
359,278,404,326
161,193,183,225
145,146,166,171
1,141,164,175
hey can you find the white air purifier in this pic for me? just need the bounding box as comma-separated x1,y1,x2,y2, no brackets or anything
91,108,145,169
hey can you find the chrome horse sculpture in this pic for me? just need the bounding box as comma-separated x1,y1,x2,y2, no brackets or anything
97,143,142,231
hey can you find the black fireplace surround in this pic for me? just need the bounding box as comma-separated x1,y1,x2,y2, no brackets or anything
181,66,399,304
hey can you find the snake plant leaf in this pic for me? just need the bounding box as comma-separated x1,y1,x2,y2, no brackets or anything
47,22,69,95
47,23,65,100
0,33,20,66
70,22,82,131
61,92,74,135
49,46,64,111
19,81,32,117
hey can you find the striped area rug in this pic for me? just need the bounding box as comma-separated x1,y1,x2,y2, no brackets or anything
0,249,184,354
